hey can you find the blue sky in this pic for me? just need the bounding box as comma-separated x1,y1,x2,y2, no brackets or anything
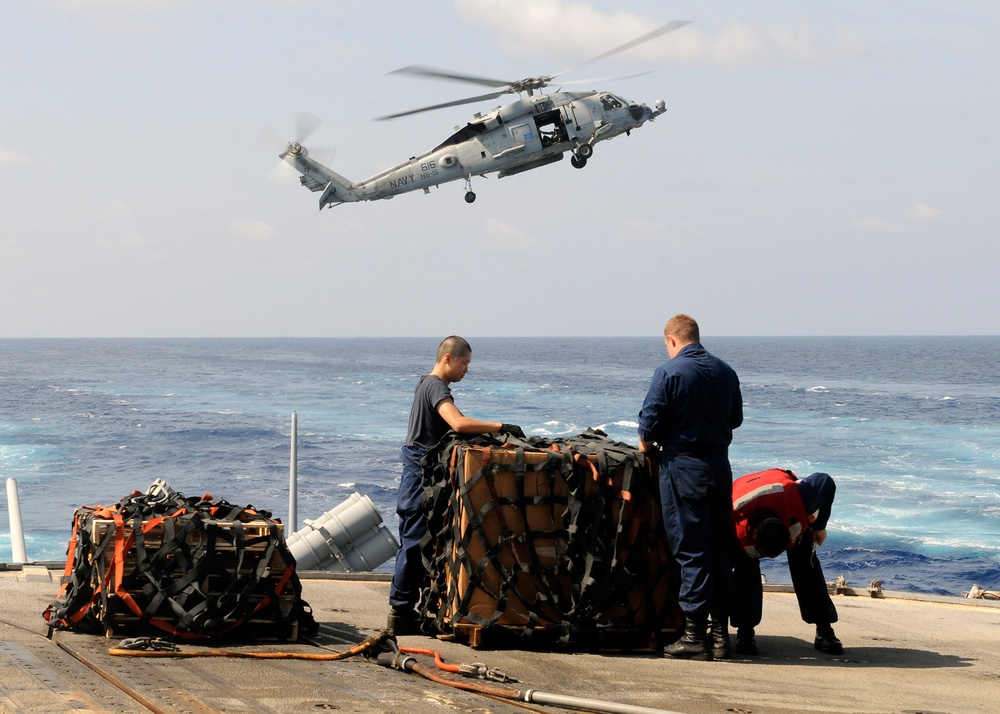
2,0,997,337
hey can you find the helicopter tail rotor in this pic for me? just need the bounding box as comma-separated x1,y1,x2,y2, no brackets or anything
257,113,336,183
256,112,322,150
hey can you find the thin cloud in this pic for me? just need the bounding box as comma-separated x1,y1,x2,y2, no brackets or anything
455,0,866,68
614,218,677,244
93,230,158,251
481,216,535,251
907,202,943,224
31,0,189,35
320,220,385,248
0,238,31,261
855,201,944,234
0,147,28,165
853,216,904,234
229,219,275,241
100,198,134,222
693,17,866,67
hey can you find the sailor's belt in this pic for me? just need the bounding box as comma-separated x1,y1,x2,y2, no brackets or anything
663,445,728,458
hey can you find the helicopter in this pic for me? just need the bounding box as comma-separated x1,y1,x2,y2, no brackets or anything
271,20,690,207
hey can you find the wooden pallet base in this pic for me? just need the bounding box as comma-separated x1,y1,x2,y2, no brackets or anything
102,615,300,642
450,621,679,652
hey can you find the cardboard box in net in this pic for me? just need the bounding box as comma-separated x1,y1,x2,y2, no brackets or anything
436,441,681,646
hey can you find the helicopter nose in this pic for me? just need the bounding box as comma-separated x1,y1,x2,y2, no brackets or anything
628,104,648,121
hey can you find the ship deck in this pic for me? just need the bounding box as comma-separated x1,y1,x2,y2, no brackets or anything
2,566,998,714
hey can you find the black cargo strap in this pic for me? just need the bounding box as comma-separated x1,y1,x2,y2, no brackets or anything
418,429,671,645
43,488,315,640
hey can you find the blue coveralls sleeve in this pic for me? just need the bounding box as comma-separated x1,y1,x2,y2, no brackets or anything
730,384,744,430
637,366,668,444
797,472,836,531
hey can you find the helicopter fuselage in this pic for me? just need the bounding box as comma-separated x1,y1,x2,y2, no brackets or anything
283,90,665,207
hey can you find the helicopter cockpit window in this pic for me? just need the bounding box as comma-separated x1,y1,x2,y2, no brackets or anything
600,94,623,111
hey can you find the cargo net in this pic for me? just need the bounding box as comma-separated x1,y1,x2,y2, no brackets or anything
43,483,316,641
419,429,681,648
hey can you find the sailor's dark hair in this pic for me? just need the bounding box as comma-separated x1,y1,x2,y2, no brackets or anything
437,335,471,361
752,514,790,558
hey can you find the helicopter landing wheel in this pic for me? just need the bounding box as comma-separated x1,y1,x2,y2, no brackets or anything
571,155,588,169
464,191,477,203
577,143,594,159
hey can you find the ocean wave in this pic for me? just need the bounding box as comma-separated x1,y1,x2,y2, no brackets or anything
3,335,999,593
534,421,579,436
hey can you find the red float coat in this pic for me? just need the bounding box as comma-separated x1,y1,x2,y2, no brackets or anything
732,468,810,559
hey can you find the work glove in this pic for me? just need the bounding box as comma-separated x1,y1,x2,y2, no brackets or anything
500,423,526,439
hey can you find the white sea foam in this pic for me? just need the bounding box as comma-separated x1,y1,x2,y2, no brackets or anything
535,421,578,436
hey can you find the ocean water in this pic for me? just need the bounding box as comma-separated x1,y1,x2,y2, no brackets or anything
1,336,998,597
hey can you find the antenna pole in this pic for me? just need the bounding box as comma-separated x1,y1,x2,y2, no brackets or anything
289,412,298,532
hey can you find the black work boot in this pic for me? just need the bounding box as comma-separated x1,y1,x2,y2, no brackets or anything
386,607,421,636
814,624,843,655
663,614,711,660
735,627,758,656
709,614,732,660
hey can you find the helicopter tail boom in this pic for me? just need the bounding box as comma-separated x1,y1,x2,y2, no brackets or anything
280,144,357,209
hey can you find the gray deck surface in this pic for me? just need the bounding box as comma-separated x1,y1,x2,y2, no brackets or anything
2,566,998,713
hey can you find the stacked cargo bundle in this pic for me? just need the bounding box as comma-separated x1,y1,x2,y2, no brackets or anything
419,430,681,649
44,481,315,641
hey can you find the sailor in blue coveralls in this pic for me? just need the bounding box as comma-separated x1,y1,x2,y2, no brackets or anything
638,315,743,660
387,336,523,634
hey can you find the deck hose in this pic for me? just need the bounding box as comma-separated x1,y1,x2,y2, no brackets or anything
109,631,683,714
377,638,684,714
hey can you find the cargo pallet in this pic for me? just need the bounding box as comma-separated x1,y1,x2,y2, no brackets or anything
89,517,298,640
423,435,683,650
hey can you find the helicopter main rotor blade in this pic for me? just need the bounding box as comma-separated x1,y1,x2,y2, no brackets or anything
388,64,515,89
556,71,652,88
377,20,689,120
555,19,691,79
376,89,510,121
